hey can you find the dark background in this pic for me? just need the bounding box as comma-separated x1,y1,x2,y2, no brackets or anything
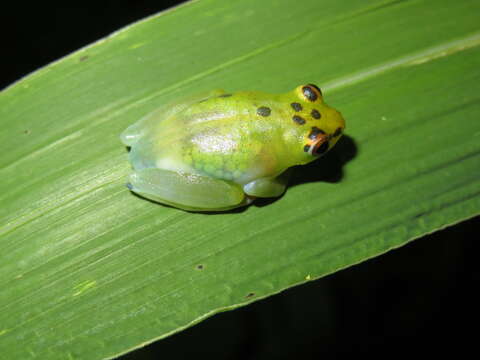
2,2,478,359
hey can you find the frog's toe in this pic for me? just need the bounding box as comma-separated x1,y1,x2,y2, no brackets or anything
120,126,142,146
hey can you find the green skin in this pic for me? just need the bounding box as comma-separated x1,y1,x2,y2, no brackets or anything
121,84,345,211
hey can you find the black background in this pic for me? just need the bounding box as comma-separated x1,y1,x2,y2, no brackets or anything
2,2,478,359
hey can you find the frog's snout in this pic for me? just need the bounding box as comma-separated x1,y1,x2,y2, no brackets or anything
321,107,345,152
326,107,346,137
334,109,346,131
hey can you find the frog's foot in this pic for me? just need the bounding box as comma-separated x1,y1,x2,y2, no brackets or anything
242,170,292,198
120,128,141,147
127,168,247,212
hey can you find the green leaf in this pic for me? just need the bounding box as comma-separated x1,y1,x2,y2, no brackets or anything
1,0,479,359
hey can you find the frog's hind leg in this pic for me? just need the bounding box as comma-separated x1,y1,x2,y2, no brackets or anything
127,168,247,211
120,89,228,147
120,107,173,147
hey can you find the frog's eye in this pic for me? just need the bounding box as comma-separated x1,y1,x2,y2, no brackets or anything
311,139,330,156
303,138,329,156
300,84,323,102
303,127,330,156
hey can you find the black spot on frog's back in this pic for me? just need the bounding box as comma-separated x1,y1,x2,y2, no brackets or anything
291,102,302,112
310,109,321,119
257,106,271,117
292,115,306,125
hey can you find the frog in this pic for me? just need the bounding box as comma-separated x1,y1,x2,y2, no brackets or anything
120,84,345,212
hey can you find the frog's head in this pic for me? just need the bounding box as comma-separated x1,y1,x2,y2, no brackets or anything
286,84,345,164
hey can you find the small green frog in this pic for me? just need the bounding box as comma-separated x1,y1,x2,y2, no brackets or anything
121,84,345,211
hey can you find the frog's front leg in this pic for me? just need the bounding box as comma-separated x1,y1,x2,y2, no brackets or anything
242,169,292,198
127,168,248,211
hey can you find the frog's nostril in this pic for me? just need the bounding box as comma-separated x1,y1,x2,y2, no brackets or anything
333,127,343,138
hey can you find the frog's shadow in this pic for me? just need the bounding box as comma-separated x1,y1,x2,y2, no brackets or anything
254,134,358,208
291,134,357,186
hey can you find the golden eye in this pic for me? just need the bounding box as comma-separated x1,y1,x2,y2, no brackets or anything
303,128,330,157
311,139,330,156
301,84,322,102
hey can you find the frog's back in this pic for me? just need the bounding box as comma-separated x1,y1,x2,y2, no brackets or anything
135,91,288,183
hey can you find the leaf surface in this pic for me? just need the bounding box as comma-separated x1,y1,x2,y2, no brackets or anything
1,0,479,359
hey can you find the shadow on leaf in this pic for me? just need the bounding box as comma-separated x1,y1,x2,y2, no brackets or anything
289,134,358,188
